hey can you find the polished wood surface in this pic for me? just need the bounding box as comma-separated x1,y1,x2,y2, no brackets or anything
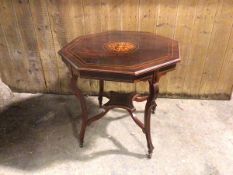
59,31,179,158
59,31,179,79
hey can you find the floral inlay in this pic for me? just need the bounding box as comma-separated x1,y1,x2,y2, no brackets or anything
104,41,137,54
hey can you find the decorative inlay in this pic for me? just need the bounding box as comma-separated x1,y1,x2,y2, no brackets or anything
104,41,137,54
59,31,179,73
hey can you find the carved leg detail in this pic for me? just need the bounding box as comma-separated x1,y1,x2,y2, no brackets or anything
144,74,159,158
98,80,104,107
152,105,155,114
152,102,158,114
70,75,88,147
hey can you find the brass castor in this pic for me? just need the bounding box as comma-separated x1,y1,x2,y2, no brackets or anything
147,153,152,159
79,143,84,148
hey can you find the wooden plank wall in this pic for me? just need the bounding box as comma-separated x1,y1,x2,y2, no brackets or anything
0,0,232,99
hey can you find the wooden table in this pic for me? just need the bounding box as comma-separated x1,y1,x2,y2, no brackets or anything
58,31,180,158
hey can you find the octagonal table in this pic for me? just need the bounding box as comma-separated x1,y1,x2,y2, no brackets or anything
58,31,180,158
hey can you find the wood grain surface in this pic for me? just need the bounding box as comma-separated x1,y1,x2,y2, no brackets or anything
0,0,232,99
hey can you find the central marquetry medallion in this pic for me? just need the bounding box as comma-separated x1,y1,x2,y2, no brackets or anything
104,41,137,54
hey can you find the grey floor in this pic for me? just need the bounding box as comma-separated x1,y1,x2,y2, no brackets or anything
0,93,232,175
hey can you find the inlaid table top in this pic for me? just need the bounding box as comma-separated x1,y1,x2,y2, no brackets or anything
58,31,180,82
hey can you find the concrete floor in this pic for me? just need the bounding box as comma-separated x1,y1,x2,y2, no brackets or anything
0,93,232,175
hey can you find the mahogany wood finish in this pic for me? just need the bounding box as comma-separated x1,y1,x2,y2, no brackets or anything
59,31,180,158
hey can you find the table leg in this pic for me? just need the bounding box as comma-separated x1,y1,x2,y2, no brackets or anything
98,80,104,107
70,75,88,147
144,74,159,158
133,94,156,114
70,72,159,157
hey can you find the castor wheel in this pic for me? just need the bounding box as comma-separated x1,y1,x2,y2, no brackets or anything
152,105,156,114
147,153,152,159
79,143,84,148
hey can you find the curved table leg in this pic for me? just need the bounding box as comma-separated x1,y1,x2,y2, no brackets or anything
126,109,145,133
144,74,159,158
70,75,88,147
70,72,159,158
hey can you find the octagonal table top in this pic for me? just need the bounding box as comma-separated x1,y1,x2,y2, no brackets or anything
58,31,180,81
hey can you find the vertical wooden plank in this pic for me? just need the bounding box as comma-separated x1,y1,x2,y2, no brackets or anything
83,0,102,34
199,0,233,97
0,24,14,86
45,0,70,93
82,0,102,94
136,0,159,94
121,0,139,30
100,0,122,92
29,0,60,92
155,0,179,94
0,0,32,91
138,0,158,32
12,0,46,92
0,6,13,83
182,0,222,96
0,0,26,90
216,23,233,99
120,0,139,93
71,0,91,94
166,0,197,94
46,0,86,93
100,0,122,32
64,0,84,41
